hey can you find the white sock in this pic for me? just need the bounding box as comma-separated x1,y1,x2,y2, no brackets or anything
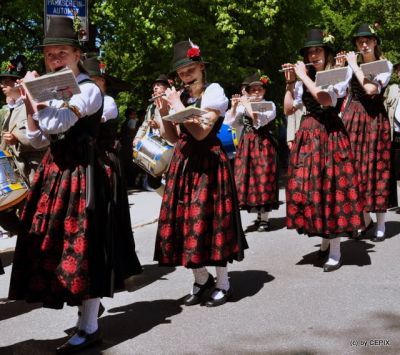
215,266,229,291
212,266,229,300
375,212,386,237
75,305,83,328
363,212,372,226
79,298,100,335
326,237,341,266
320,238,330,251
260,212,269,222
191,267,209,294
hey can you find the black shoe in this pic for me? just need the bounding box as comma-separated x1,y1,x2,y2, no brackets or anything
183,274,215,306
57,329,102,354
317,246,330,259
323,258,342,272
355,221,374,239
371,234,386,242
204,288,232,307
257,221,270,232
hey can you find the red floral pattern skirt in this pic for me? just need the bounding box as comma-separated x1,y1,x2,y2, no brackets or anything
286,115,364,236
9,149,103,308
342,100,392,212
234,130,279,212
154,134,247,268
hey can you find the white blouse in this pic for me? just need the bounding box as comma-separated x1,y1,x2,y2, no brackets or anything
293,66,353,109
195,83,229,115
224,101,276,130
27,73,103,148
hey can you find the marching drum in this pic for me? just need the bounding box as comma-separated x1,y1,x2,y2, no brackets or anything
0,150,29,211
133,134,174,177
217,123,239,160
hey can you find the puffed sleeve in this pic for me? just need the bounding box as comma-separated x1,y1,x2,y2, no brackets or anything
35,81,102,134
325,66,352,106
26,128,50,149
371,60,393,93
102,95,118,122
201,83,229,115
224,104,245,130
293,81,304,109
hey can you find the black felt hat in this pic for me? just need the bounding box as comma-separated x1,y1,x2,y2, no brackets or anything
82,57,104,77
0,55,27,79
352,23,380,45
40,17,81,48
153,74,171,87
170,40,208,73
299,29,334,56
243,73,271,92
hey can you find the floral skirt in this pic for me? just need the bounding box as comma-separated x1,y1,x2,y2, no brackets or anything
286,115,364,237
234,130,279,212
342,100,392,212
154,135,247,268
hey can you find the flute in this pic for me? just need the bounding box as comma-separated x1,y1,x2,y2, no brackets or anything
148,80,200,102
334,50,370,59
278,60,323,72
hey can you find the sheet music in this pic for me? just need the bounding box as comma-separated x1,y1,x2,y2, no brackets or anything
23,69,81,102
361,59,390,78
315,67,348,88
250,101,274,112
162,107,208,123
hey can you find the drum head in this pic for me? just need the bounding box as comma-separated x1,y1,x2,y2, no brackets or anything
0,189,28,212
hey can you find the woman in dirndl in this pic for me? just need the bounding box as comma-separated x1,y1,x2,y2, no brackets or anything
225,73,279,231
283,29,364,272
154,40,247,307
342,24,393,242
8,17,142,353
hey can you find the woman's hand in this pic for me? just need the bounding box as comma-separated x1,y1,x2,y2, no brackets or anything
2,132,18,145
294,61,307,81
282,63,296,83
346,51,359,70
335,51,347,68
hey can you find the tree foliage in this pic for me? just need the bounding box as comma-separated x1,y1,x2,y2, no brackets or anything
1,0,400,114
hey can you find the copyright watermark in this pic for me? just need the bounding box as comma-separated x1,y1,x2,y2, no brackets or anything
350,339,391,347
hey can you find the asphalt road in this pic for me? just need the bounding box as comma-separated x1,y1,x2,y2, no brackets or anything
0,188,399,355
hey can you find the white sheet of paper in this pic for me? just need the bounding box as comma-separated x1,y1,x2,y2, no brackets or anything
250,101,274,112
162,107,208,123
361,59,390,78
315,67,348,88
23,69,81,102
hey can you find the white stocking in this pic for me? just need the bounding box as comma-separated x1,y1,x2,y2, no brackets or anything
326,237,341,266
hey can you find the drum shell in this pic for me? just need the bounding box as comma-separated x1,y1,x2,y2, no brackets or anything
217,124,238,160
0,150,29,211
133,135,174,177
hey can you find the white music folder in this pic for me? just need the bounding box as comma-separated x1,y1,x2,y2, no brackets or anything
315,67,349,88
361,59,391,79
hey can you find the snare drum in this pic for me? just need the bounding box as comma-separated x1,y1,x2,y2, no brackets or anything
133,134,174,177
0,150,29,211
217,124,239,160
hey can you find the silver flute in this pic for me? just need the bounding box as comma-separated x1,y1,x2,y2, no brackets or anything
278,60,323,72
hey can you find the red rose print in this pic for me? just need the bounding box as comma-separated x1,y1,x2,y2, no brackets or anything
350,215,361,228
189,205,201,218
225,199,232,213
160,207,168,221
160,224,173,238
292,192,303,203
288,178,297,190
62,256,77,274
198,188,208,203
64,217,79,234
294,216,304,227
348,189,358,201
185,236,197,249
287,204,298,216
193,220,206,234
338,176,348,188
335,191,345,202
338,216,348,228
214,232,224,247
71,277,86,294
73,236,87,254
312,191,321,204
315,218,323,230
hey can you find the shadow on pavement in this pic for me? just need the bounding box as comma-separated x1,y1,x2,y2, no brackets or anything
0,250,14,269
123,263,176,293
0,298,183,354
229,270,275,302
296,239,375,269
0,299,41,322
244,216,286,233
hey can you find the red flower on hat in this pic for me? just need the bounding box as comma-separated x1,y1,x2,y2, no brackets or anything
99,61,106,74
259,75,271,85
187,47,200,58
7,63,15,71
